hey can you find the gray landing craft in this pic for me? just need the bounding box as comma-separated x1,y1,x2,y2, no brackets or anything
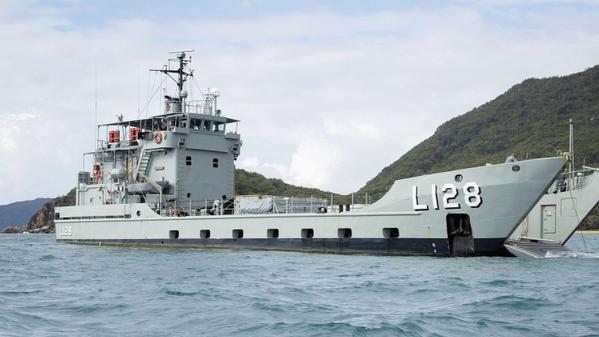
505,121,599,258
55,52,568,256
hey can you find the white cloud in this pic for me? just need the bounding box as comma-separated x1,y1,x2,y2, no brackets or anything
239,156,260,170
1,3,599,203
324,119,382,140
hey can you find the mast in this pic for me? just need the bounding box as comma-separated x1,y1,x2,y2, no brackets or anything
150,50,194,112
569,118,574,187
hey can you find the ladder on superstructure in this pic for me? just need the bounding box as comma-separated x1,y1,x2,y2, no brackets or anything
136,148,162,178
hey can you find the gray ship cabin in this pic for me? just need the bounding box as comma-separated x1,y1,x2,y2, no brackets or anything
76,52,241,215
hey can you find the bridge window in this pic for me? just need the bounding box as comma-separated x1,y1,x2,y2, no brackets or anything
214,122,225,132
179,118,187,128
191,119,201,130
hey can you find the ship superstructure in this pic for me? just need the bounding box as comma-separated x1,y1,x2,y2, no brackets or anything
56,52,569,256
76,51,241,214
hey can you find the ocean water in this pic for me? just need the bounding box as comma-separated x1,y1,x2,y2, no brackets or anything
0,234,598,337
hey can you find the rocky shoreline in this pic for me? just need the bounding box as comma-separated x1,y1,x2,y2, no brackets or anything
2,189,75,234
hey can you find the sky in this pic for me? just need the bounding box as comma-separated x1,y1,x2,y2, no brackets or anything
1,0,599,204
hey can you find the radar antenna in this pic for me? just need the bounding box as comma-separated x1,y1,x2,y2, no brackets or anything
150,50,195,99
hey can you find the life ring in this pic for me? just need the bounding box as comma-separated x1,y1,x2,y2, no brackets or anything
154,132,163,144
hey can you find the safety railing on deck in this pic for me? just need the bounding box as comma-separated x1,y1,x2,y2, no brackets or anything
155,195,364,217
549,167,597,194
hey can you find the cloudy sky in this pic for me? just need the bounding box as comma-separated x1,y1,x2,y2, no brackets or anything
1,0,599,204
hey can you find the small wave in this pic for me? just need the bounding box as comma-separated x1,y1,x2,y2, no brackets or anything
480,279,521,287
165,290,201,297
473,295,556,310
245,321,411,337
408,287,441,295
545,250,599,258
0,289,42,296
575,252,599,258
59,303,130,314
252,302,286,313
39,254,56,261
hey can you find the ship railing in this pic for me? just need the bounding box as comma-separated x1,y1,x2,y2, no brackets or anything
548,167,597,194
159,200,233,217
157,195,361,217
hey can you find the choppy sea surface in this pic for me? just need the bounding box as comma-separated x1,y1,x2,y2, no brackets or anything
1,234,598,337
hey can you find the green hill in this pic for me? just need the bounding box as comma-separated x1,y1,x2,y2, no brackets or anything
235,169,347,202
356,65,599,228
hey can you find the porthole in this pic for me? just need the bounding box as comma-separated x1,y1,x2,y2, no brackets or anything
383,227,400,238
512,165,520,172
169,230,179,239
267,228,279,239
232,229,243,239
455,174,463,182
301,228,314,239
200,230,210,239
337,228,352,238
136,210,141,216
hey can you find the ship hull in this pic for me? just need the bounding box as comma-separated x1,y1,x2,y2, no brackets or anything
56,157,566,257
508,169,599,246
57,237,508,256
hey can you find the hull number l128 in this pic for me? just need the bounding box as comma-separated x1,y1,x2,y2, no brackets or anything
412,182,482,211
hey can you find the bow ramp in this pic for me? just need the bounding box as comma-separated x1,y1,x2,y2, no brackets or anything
504,238,575,258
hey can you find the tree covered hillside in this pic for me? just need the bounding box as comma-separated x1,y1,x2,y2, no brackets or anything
235,169,348,202
358,65,599,200
356,65,599,228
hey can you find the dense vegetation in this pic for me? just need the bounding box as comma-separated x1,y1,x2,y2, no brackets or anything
356,65,599,228
235,169,350,203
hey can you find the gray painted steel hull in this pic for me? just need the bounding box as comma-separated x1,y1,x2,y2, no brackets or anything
58,238,508,256
509,169,599,246
56,157,566,256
